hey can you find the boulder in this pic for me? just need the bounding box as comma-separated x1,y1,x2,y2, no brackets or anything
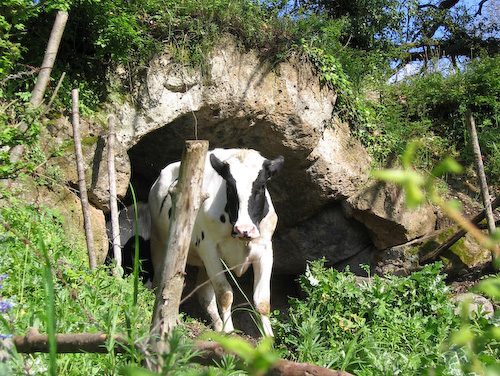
345,181,436,249
451,292,495,319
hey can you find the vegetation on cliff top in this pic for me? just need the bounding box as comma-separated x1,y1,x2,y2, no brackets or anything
1,0,499,182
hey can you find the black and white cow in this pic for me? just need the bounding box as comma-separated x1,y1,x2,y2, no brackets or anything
148,148,284,336
106,202,154,285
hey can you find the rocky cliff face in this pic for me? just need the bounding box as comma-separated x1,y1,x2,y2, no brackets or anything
76,36,437,275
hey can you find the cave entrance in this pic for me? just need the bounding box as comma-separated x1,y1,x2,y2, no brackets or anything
125,107,287,205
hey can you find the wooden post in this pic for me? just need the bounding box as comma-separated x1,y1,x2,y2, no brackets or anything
149,140,209,371
466,109,496,235
72,89,97,270
107,114,121,275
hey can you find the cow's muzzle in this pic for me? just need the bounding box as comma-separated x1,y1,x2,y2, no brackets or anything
232,224,259,240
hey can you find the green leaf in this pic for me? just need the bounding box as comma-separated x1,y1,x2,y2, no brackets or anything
431,157,463,177
477,278,500,301
371,169,410,184
402,141,420,169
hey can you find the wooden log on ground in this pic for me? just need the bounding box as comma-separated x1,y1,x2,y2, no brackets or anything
13,329,355,376
192,341,355,376
13,327,127,354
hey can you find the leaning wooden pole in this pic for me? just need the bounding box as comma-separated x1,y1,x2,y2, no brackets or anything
8,11,69,166
149,140,209,372
107,114,121,275
466,109,496,236
30,11,69,107
71,89,97,270
421,195,500,263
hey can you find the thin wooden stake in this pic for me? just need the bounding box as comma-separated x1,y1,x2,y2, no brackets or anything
107,114,121,276
71,89,96,270
466,109,496,235
149,140,209,372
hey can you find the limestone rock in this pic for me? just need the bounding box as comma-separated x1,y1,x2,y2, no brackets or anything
8,183,108,265
49,116,131,212
72,36,436,274
274,204,373,274
451,292,494,319
345,181,437,250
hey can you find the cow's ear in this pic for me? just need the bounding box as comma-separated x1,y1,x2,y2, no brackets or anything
210,153,230,178
264,155,284,179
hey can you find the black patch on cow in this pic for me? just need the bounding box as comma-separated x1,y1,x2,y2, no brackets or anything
220,214,226,223
210,154,239,225
160,194,170,215
248,168,270,226
106,236,154,284
247,156,285,226
201,231,205,240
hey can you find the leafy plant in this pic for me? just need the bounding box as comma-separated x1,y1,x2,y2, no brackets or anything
273,260,457,375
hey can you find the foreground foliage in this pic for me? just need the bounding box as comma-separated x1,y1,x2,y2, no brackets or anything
1,196,500,374
273,260,500,376
0,197,157,375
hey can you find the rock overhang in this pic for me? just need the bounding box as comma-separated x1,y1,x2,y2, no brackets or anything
100,37,435,274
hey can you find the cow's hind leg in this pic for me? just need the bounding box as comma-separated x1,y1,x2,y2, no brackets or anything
196,267,223,332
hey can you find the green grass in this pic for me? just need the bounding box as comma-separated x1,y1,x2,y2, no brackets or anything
0,198,157,375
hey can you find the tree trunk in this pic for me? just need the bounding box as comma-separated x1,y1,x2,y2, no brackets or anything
107,114,121,275
71,89,97,270
149,140,209,372
8,11,68,165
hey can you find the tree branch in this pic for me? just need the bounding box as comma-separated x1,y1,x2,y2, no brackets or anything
421,195,500,263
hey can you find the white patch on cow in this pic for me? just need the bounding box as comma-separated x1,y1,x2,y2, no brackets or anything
148,148,283,337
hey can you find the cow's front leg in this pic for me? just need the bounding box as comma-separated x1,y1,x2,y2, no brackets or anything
199,250,235,333
252,247,274,337
196,266,223,332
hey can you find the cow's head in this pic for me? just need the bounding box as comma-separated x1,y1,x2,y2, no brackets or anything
210,151,284,240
